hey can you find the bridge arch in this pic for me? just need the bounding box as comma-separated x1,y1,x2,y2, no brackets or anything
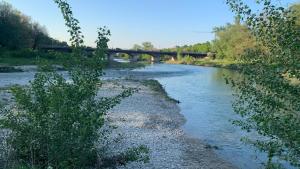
38,46,209,63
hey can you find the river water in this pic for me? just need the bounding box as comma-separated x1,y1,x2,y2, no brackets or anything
133,64,268,169
0,63,291,169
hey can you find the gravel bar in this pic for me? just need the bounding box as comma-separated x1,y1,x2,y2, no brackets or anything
99,80,237,169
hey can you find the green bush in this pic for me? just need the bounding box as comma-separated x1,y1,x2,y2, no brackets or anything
0,0,135,168
175,55,195,65
139,54,152,61
182,55,195,64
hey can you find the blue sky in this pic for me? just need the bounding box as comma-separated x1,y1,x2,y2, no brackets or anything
4,0,298,48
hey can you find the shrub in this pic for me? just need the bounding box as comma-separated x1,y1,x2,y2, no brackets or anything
178,55,195,65
0,0,135,168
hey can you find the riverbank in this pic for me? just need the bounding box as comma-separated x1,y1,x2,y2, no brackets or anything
166,57,242,70
0,61,148,73
98,79,237,168
0,78,236,168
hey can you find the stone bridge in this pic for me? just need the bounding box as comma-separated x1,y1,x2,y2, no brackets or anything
40,46,208,62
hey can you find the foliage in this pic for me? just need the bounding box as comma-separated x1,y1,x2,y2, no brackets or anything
176,50,182,60
118,53,130,60
178,55,195,65
161,42,211,62
290,3,300,28
131,42,156,61
193,58,241,69
0,48,71,66
163,42,211,53
0,0,135,168
132,44,143,51
226,0,300,168
0,1,67,49
212,21,257,60
141,42,155,50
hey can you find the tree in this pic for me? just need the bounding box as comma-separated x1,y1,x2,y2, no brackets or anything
132,44,142,50
142,41,155,50
0,1,67,49
290,3,300,27
212,22,257,60
163,42,212,53
226,0,300,168
131,42,155,61
0,2,31,49
31,22,48,49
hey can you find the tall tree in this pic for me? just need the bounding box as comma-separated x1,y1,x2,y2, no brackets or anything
142,42,155,50
0,1,67,49
212,23,257,60
132,44,142,50
290,3,300,28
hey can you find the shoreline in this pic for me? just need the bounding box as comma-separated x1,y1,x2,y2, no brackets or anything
165,58,242,70
0,60,148,73
100,79,237,168
0,74,237,168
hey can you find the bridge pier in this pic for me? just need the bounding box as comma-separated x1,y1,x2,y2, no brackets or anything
129,54,139,62
171,56,176,61
108,53,116,61
151,54,161,63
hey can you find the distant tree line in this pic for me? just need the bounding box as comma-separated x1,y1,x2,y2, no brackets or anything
162,42,211,53
165,3,300,61
165,18,256,61
132,42,155,51
0,1,67,50
119,2,300,64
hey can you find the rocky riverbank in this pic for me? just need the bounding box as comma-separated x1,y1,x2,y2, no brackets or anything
99,80,237,169
0,79,237,168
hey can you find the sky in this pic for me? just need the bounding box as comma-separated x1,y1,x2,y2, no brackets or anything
3,0,299,49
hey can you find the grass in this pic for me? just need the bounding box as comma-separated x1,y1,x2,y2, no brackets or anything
0,56,37,66
166,57,243,70
0,48,72,73
141,79,180,104
0,48,70,66
193,58,242,69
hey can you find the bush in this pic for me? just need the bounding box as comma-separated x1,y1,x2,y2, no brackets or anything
178,55,195,65
139,54,152,61
0,0,135,168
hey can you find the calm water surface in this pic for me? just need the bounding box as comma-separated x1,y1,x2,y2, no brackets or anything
134,64,268,169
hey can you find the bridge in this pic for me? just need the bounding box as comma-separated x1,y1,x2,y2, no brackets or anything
40,46,209,62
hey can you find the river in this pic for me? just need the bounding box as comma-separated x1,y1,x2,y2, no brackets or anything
133,64,268,169
0,63,291,169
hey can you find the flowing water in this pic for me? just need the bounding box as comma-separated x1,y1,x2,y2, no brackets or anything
0,63,293,169
133,64,268,169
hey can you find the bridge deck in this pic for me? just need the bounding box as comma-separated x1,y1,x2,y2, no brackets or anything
40,46,208,58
